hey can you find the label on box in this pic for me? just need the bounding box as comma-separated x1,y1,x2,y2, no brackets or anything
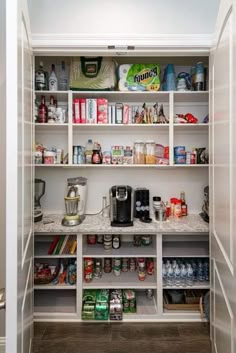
73,98,80,123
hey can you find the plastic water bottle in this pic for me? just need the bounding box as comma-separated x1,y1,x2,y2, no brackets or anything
197,261,204,281
85,139,93,164
180,264,187,287
166,264,174,286
174,264,181,286
191,260,198,281
203,260,209,281
162,262,167,287
186,264,193,286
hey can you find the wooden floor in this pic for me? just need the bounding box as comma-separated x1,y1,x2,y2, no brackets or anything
33,322,211,353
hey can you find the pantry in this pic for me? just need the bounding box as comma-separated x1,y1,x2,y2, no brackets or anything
3,0,236,352
33,54,210,323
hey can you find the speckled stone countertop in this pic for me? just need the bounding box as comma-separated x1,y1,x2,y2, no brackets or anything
34,214,209,234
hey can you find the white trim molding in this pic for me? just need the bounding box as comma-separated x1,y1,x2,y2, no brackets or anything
0,336,6,348
32,33,213,56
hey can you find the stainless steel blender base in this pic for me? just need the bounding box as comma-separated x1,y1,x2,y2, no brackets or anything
62,217,82,227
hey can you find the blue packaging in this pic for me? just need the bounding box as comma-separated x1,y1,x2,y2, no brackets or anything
175,155,186,164
174,146,186,156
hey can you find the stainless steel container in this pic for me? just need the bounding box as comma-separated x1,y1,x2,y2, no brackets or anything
154,208,167,222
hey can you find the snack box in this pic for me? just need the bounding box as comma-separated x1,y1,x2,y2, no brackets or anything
97,98,108,124
86,98,97,124
118,64,161,91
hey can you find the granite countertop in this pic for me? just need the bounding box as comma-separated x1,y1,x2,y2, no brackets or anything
34,214,209,234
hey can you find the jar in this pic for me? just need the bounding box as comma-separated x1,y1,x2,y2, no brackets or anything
112,235,120,249
84,268,93,282
44,151,55,164
134,141,145,164
92,148,102,164
34,151,43,164
145,141,156,164
104,258,112,273
141,235,152,246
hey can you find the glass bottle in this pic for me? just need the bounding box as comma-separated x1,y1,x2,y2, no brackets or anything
38,95,48,123
47,95,56,123
49,64,58,91
58,61,68,91
35,61,47,91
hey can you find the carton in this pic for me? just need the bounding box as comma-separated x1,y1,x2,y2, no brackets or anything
86,98,97,124
97,98,108,124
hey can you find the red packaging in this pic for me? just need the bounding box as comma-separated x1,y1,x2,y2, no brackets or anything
164,146,169,159
73,98,80,123
80,98,86,124
97,98,108,124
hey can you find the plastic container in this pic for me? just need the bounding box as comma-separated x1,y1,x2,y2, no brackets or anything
145,141,156,164
85,139,93,164
134,141,145,164
174,146,186,156
44,151,55,164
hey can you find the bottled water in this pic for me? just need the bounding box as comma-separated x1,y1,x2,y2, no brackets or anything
162,262,167,287
180,264,187,287
197,261,205,281
191,260,198,281
174,264,181,286
172,259,177,270
166,264,174,286
203,260,209,281
186,264,193,286
165,259,170,268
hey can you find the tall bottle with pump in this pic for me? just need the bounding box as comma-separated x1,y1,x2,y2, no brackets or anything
49,64,58,91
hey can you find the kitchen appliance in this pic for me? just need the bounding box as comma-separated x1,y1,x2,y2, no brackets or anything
62,177,87,226
34,178,46,222
110,185,134,227
134,188,150,220
200,186,209,223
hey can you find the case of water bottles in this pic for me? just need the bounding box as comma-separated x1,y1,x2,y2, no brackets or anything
162,258,209,287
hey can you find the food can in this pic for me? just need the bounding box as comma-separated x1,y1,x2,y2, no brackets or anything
87,234,97,245
129,258,136,272
121,258,129,272
138,270,146,281
113,258,121,267
84,268,93,282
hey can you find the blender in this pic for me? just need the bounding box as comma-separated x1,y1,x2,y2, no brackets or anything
34,178,46,222
62,177,87,226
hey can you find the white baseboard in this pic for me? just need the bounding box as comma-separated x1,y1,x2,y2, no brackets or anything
0,337,5,353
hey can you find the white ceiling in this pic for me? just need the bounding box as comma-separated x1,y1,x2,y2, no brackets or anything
28,0,220,36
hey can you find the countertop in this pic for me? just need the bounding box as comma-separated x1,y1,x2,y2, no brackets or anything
34,214,209,234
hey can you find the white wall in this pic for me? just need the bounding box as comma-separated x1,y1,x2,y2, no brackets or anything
0,0,6,341
28,0,220,36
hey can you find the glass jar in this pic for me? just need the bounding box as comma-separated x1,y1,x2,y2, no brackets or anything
134,141,145,164
145,141,156,164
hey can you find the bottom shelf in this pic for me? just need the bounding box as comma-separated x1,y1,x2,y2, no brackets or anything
34,289,76,314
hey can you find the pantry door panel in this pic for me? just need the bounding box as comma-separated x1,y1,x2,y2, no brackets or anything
5,0,33,353
210,0,236,352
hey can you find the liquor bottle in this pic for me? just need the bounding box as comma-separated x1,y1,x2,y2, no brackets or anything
49,64,58,91
47,95,56,123
58,61,68,91
35,61,47,91
180,191,188,216
38,96,48,123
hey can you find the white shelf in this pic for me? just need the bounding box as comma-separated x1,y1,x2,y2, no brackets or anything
34,163,209,168
174,91,209,103
34,255,76,259
34,289,76,314
83,242,156,258
34,284,76,290
73,123,169,133
174,124,209,133
35,123,68,132
163,282,210,289
35,90,68,101
173,164,209,167
163,241,209,257
83,271,156,289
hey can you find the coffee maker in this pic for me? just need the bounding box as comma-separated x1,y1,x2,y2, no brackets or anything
110,185,134,227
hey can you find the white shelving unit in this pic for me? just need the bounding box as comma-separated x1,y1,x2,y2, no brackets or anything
34,55,209,322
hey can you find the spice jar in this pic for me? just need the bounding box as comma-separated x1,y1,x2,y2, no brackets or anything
145,141,156,164
134,141,145,164
44,151,55,164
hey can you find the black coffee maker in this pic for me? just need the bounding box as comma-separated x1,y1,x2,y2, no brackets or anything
110,185,134,227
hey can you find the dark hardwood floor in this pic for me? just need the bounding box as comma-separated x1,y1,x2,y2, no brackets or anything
33,322,211,353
